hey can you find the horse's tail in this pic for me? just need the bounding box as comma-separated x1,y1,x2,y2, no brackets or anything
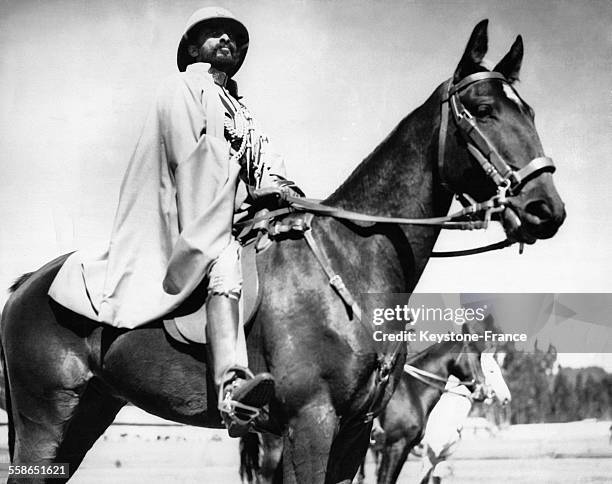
0,343,15,461
239,432,261,483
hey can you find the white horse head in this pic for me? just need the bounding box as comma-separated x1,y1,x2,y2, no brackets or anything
481,352,511,405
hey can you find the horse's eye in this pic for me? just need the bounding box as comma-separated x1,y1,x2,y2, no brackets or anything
476,104,493,117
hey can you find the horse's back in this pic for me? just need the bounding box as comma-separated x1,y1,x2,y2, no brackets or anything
1,253,98,365
2,253,71,321
2,253,224,427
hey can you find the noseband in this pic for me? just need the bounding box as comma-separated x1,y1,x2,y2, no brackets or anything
438,71,556,199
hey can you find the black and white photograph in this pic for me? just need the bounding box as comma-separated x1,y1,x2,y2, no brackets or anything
1,1,611,482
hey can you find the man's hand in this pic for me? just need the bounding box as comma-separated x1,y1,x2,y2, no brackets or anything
249,177,305,207
274,177,305,199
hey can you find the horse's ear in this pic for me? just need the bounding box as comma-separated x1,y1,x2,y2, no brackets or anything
494,35,524,83
453,19,489,82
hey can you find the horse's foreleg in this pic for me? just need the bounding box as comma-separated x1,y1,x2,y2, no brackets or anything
416,445,439,484
326,418,373,484
376,437,410,484
352,460,366,484
417,460,434,484
282,398,337,484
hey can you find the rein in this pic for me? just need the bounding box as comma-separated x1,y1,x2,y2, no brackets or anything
235,73,550,421
240,192,510,257
403,365,473,398
244,72,555,258
403,341,482,400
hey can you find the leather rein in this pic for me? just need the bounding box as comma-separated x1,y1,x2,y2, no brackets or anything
236,73,553,421
403,341,484,400
246,71,556,258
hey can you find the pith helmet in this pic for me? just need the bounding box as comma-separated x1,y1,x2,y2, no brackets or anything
176,7,249,76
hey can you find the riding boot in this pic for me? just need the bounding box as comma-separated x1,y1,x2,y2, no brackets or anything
205,293,275,437
206,293,241,385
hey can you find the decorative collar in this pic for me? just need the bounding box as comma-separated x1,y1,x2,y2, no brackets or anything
208,67,228,87
186,63,239,97
185,62,230,87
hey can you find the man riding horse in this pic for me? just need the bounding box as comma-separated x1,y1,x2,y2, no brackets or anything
47,6,298,437
1,17,566,483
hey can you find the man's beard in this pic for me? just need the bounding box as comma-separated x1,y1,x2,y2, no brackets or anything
209,48,238,71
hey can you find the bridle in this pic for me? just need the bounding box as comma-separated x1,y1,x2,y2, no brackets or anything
403,340,487,401
439,70,556,205
236,73,537,420
241,72,556,257
233,70,561,347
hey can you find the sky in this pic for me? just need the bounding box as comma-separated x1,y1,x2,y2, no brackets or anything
1,0,611,366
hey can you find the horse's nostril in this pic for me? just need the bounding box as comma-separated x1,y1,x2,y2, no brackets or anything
525,200,552,222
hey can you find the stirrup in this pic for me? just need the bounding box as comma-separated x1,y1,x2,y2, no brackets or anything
217,366,272,428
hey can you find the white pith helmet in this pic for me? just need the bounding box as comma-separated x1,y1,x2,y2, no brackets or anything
176,6,249,76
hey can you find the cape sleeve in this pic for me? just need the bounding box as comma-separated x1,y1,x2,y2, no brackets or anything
257,139,305,197
258,142,288,189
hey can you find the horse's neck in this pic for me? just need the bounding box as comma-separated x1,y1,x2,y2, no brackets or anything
413,341,457,378
322,85,453,288
326,85,448,219
410,342,459,413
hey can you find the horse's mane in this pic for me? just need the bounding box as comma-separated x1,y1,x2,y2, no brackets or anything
324,87,440,205
9,273,34,293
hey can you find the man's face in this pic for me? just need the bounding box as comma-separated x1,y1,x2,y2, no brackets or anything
189,22,240,73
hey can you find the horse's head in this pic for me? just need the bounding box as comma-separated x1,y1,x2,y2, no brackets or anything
439,20,566,243
445,334,489,402
446,316,511,402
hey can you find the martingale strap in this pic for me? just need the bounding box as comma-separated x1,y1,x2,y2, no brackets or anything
302,227,363,322
299,222,403,423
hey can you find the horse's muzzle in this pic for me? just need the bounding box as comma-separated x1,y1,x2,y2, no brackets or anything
501,172,566,242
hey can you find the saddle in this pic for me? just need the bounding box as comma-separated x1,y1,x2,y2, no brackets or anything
163,210,311,345
163,240,262,344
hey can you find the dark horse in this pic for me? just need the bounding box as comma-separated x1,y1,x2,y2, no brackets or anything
1,20,564,483
372,337,493,484
373,333,512,484
239,329,492,484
